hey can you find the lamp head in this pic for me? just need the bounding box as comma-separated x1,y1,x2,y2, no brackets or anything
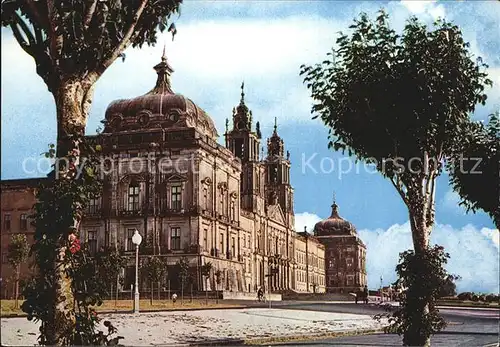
132,229,142,246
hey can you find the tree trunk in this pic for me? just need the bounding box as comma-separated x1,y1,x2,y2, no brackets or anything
14,265,20,309
150,281,153,306
44,78,95,345
181,280,184,305
406,182,435,347
115,275,119,307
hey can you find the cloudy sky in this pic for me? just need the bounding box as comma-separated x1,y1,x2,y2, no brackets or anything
1,0,498,293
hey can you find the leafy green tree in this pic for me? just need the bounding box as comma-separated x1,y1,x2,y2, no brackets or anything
176,256,189,304
141,256,167,305
301,11,491,346
7,234,30,308
448,112,500,229
378,246,459,345
2,1,182,343
94,247,126,306
438,275,459,298
201,262,212,304
214,269,222,304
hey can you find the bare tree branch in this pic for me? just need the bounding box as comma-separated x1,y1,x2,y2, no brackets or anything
83,0,98,30
390,175,410,207
9,22,34,56
23,0,49,31
47,0,63,69
13,11,36,46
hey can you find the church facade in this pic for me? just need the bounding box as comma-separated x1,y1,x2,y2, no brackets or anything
1,53,327,296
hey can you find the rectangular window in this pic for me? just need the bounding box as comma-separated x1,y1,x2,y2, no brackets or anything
328,259,334,268
203,229,208,251
171,185,182,210
347,257,353,268
347,275,354,286
3,213,11,231
128,185,140,211
230,200,235,220
219,233,224,255
88,230,98,254
127,229,135,251
20,213,28,230
104,229,110,247
203,188,208,209
171,227,181,250
88,198,100,214
231,237,235,258
220,193,224,214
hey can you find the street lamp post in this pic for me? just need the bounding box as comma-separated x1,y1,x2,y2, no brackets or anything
132,229,142,314
380,275,383,302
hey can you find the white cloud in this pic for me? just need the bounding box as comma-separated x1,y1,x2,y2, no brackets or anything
358,222,499,293
400,0,445,20
294,211,498,293
294,212,322,234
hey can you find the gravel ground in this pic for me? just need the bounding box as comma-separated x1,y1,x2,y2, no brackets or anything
0,308,384,346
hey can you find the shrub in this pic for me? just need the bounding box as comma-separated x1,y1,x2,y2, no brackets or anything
471,294,479,302
485,294,496,303
458,292,473,301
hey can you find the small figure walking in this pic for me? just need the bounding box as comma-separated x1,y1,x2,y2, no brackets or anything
257,287,264,302
172,293,177,304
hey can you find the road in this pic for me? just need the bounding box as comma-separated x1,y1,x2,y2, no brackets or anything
226,300,499,346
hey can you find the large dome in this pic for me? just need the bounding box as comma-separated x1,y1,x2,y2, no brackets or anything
314,203,357,236
103,53,218,139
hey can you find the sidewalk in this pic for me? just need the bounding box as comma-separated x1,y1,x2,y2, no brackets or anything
0,308,385,346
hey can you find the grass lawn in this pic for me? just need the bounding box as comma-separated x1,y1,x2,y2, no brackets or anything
1,299,243,317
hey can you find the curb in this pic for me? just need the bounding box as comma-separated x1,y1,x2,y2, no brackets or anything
242,328,384,345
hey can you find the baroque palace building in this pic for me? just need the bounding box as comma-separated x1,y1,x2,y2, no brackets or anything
1,53,327,296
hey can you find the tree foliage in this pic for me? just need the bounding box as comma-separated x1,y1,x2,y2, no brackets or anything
95,246,126,295
7,233,30,271
2,1,183,344
7,233,30,308
300,10,493,346
376,246,459,346
448,112,500,229
20,141,125,345
141,256,167,286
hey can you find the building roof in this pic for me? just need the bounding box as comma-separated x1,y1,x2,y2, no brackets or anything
103,50,218,140
313,203,358,237
1,177,46,190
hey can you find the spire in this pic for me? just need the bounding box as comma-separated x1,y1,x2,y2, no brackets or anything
152,46,174,94
240,81,245,104
273,117,278,133
330,192,340,218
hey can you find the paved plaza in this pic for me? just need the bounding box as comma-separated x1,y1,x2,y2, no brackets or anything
1,308,384,346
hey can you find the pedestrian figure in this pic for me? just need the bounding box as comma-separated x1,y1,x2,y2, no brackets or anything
363,285,369,304
172,293,177,304
257,287,264,302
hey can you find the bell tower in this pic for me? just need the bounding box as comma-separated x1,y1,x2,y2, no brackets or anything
264,118,294,225
225,82,265,213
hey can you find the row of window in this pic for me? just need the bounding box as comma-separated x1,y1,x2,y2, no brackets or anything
2,213,28,231
328,257,355,269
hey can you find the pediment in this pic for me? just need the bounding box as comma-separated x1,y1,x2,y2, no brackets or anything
267,204,286,226
164,173,188,182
